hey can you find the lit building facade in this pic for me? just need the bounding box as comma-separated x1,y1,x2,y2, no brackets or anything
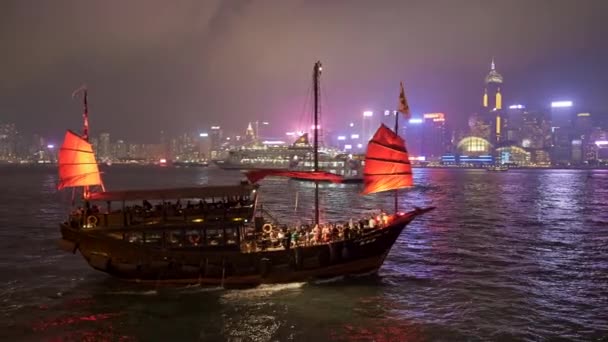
0,123,18,161
209,126,223,159
98,133,111,161
441,136,493,165
481,58,505,145
421,113,447,161
550,101,575,165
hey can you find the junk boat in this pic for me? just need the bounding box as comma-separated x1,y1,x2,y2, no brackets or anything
57,66,434,286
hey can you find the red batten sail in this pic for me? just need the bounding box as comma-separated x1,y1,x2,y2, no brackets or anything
57,130,103,190
362,124,413,195
246,169,344,184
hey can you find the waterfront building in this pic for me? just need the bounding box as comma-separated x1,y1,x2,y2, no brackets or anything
481,58,505,145
245,122,255,142
506,105,526,143
550,101,575,165
421,113,447,161
496,145,531,166
113,139,128,160
0,123,18,161
210,125,223,159
98,133,111,161
441,136,493,166
521,110,552,150
402,117,424,158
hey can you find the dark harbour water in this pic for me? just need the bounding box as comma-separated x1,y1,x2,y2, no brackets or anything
0,165,607,341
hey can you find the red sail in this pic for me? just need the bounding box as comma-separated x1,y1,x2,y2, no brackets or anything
362,124,413,194
57,130,103,190
246,169,344,184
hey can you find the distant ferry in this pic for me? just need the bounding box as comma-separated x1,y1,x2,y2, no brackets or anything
486,165,509,172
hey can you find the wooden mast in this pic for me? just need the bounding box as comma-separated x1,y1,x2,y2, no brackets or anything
72,85,91,198
313,61,321,226
394,111,399,213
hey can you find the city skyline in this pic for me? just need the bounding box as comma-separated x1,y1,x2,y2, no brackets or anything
2,0,608,141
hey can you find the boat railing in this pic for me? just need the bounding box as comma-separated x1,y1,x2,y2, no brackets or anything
239,214,396,253
69,203,254,229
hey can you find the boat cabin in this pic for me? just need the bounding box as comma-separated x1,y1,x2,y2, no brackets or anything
66,183,258,250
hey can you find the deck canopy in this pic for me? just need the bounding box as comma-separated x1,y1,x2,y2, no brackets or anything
87,184,257,202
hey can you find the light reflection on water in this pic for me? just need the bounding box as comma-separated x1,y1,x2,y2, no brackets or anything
0,165,606,341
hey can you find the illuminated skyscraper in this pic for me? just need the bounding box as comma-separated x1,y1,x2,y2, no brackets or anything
482,58,503,111
481,58,505,144
550,101,575,165
209,125,223,159
0,123,18,161
422,113,447,160
98,133,111,161
245,122,255,141
506,104,526,143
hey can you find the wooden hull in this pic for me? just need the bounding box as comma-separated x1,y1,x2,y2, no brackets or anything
59,208,433,286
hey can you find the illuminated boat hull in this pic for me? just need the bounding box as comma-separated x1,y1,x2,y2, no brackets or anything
59,208,433,286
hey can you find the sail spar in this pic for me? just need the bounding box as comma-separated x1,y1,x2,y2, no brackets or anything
245,169,344,184
362,124,413,195
57,130,103,190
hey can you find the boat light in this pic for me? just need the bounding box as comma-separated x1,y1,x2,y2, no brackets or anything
551,101,573,108
596,140,608,147
192,218,204,223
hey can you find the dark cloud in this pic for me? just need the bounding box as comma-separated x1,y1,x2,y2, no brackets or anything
1,0,607,141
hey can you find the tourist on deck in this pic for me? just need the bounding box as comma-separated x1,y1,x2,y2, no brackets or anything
380,211,389,226
369,216,376,229
343,225,351,240
143,200,153,211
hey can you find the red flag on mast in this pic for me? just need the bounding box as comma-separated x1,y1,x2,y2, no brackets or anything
397,82,411,119
72,85,89,141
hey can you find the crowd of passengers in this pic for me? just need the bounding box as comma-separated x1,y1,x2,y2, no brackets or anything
245,212,392,251
68,196,253,227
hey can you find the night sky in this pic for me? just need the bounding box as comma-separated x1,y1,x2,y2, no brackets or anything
1,0,607,142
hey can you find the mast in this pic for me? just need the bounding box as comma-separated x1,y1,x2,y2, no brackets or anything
394,112,399,213
72,85,96,198
313,61,321,225
82,89,89,142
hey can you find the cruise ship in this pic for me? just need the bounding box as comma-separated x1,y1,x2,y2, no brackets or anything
214,134,364,182
213,133,311,170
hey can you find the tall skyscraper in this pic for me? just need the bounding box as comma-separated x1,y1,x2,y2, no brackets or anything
421,113,447,160
0,123,18,161
506,105,526,143
245,122,255,142
98,133,111,161
550,101,575,165
210,126,223,159
482,58,503,111
481,58,505,145
362,111,375,142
